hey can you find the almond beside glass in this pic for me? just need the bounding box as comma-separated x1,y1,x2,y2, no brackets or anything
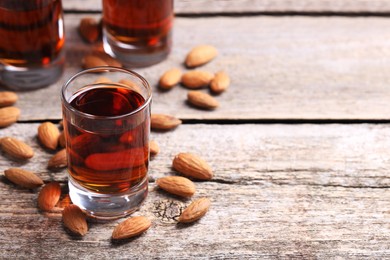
156,176,196,197
62,204,88,236
159,68,182,90
210,71,230,94
181,71,214,89
151,114,182,131
38,122,60,150
178,197,211,223
1,137,34,160
4,168,43,189
187,91,219,110
172,153,213,180
0,106,20,128
185,45,218,68
48,149,67,169
79,17,100,43
0,91,18,107
38,182,62,211
149,140,160,156
112,216,151,240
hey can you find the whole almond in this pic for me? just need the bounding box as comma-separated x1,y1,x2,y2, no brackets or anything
0,91,18,107
93,51,122,67
82,54,108,69
181,71,214,89
187,91,219,110
178,197,211,223
172,153,213,180
149,140,160,156
4,168,43,189
185,45,218,68
62,205,88,236
151,114,182,131
0,106,20,128
112,216,151,240
38,182,61,211
1,137,34,160
38,122,60,150
79,17,100,43
48,149,67,169
159,68,182,90
58,131,66,148
156,176,196,197
210,71,230,94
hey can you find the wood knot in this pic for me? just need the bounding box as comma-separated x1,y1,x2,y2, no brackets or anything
152,199,185,223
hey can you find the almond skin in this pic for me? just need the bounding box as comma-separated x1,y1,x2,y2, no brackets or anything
181,70,214,89
58,131,66,148
151,114,182,131
38,122,60,150
112,216,151,240
79,17,100,43
187,91,219,110
62,205,88,236
38,182,61,211
0,91,18,107
82,54,108,69
149,140,160,156
1,137,34,160
48,149,67,169
210,71,230,94
4,168,43,189
156,176,196,197
178,197,211,223
0,106,20,128
185,45,218,68
172,153,213,180
159,68,182,90
93,51,122,67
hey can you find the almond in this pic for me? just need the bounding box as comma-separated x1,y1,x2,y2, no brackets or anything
4,168,43,189
38,122,60,150
178,197,211,223
112,216,151,240
159,68,182,90
187,91,219,110
151,114,182,131
181,71,214,89
156,176,196,197
48,149,67,169
172,153,213,180
118,79,142,94
79,17,100,43
0,91,18,107
210,71,230,94
56,194,72,209
62,205,88,236
0,106,20,128
82,54,108,69
38,182,61,211
185,45,218,68
93,51,122,67
149,140,160,156
58,131,66,148
1,137,34,160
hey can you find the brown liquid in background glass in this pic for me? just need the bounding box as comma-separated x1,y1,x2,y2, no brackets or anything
103,0,173,53
0,0,64,67
64,86,149,194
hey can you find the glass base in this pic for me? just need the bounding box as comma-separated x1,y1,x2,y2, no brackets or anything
103,30,170,68
0,55,64,90
68,176,148,220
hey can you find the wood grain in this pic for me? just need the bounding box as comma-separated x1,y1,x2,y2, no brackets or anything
63,0,390,14
0,123,389,258
7,14,390,121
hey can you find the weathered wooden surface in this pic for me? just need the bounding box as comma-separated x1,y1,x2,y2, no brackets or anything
7,14,390,121
63,0,390,14
1,123,390,258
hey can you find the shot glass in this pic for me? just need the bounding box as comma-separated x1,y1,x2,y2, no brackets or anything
0,0,65,90
61,67,151,219
102,0,174,67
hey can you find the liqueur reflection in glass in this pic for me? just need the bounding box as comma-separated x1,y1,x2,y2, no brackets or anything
102,0,174,67
0,0,65,90
61,67,151,219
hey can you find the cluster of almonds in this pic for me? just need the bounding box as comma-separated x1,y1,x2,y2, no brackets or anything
159,45,230,110
77,17,230,111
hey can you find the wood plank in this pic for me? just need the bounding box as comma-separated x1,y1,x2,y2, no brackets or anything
1,123,390,258
7,15,390,121
63,0,390,14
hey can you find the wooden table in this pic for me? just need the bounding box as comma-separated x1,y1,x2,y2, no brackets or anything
1,1,390,258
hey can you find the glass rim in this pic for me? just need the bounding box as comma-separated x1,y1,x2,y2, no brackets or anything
61,66,152,120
